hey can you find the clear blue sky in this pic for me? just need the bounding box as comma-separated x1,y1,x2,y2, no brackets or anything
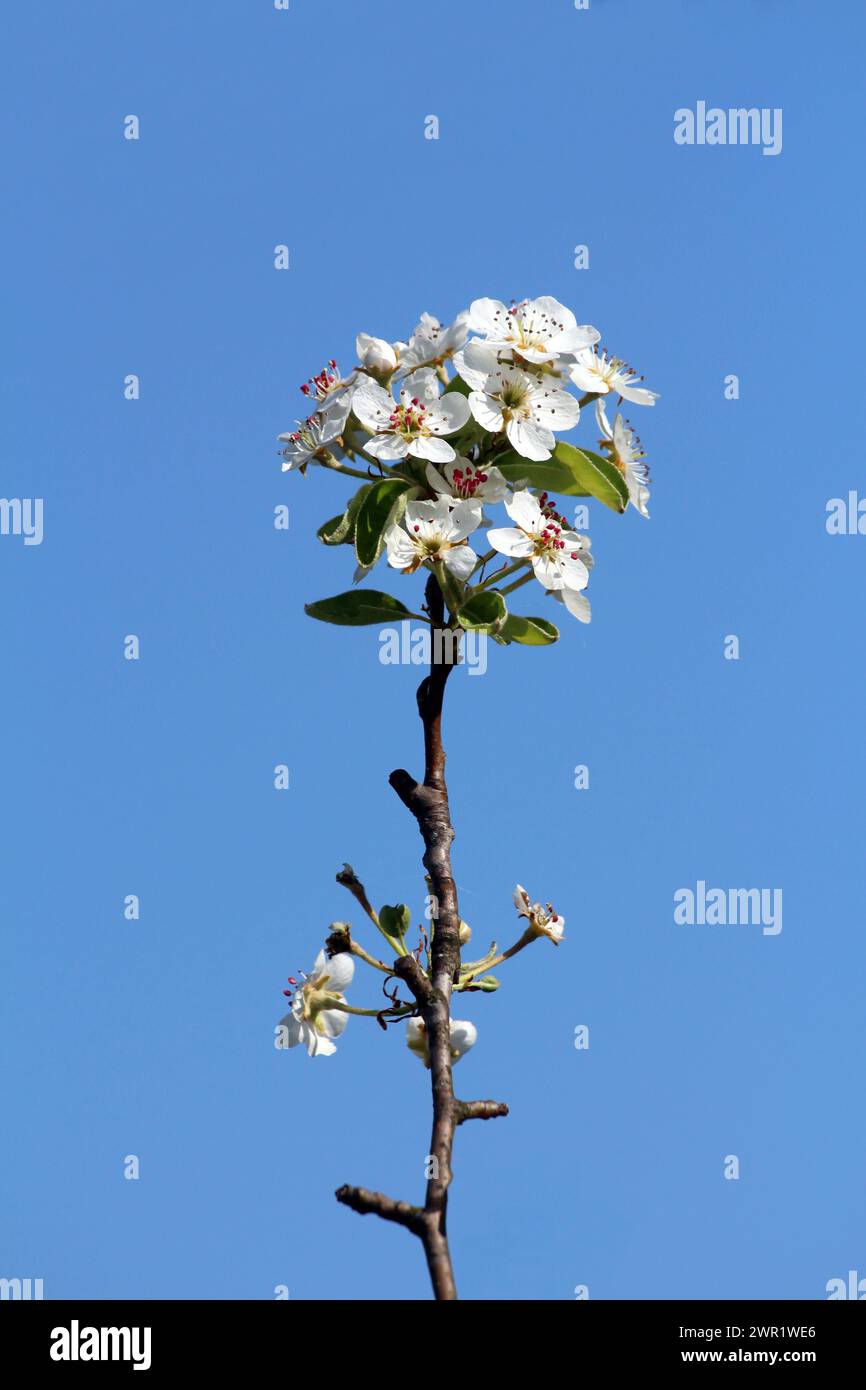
2,1,864,1301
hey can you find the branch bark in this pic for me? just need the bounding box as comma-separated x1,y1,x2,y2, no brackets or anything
337,573,507,1300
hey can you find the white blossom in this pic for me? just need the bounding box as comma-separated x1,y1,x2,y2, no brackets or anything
398,311,469,374
276,951,355,1057
406,1016,477,1067
514,884,565,944
455,342,580,461
596,399,651,518
385,498,481,581
467,295,599,365
278,412,342,471
568,347,658,406
487,490,590,593
353,368,470,463
425,457,509,506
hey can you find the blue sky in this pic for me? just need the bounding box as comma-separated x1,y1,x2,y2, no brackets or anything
2,0,864,1300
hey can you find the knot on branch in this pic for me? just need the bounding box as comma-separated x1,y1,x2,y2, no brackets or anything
393,953,436,1005
453,1099,510,1126
335,1184,427,1237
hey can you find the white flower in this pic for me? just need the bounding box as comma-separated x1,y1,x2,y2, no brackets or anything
455,343,580,461
276,950,355,1057
514,884,565,944
487,490,590,593
406,1016,477,1067
424,457,509,506
466,296,599,365
398,311,469,373
356,333,400,374
298,359,359,435
385,498,481,581
595,399,650,518
568,347,658,406
278,411,342,471
353,368,471,463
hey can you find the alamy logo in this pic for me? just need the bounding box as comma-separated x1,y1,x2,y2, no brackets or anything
674,880,783,936
379,622,488,676
50,1321,152,1371
0,1276,43,1299
0,497,43,545
674,102,782,156
826,1270,866,1299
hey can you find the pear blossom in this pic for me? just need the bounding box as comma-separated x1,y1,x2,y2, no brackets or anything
356,332,400,374
385,498,481,581
353,368,471,463
397,311,469,374
466,296,599,365
279,411,342,472
406,1016,477,1067
596,399,651,518
425,457,509,506
298,359,358,436
455,342,580,461
513,885,565,944
276,950,355,1057
568,347,658,406
487,489,590,593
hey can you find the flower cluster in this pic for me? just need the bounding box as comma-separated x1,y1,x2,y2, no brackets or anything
276,880,566,1061
275,297,657,1060
279,295,658,640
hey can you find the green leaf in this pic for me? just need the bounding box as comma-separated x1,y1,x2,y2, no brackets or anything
304,590,412,627
473,974,501,992
444,375,471,397
458,589,507,633
379,903,411,938
495,452,585,496
317,483,373,547
354,479,413,568
495,444,629,512
500,614,560,646
552,442,629,513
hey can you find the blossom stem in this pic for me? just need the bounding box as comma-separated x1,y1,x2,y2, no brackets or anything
460,928,536,981
498,571,535,597
474,559,529,592
348,941,392,974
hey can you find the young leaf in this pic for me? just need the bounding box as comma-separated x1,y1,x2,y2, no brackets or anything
500,614,560,645
304,590,412,626
458,589,507,633
354,478,413,568
379,904,412,938
317,483,373,546
552,442,629,513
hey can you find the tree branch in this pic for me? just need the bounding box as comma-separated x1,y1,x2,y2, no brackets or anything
453,1099,510,1125
338,571,508,1300
334,1185,426,1236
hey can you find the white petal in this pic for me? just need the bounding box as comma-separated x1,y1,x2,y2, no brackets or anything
276,1013,303,1049
321,952,355,992
431,393,471,434
446,499,483,541
318,1007,349,1039
487,526,533,558
506,416,553,461
352,379,396,431
364,432,408,460
410,434,455,462
468,391,503,434
467,297,509,337
385,526,418,569
504,489,543,532
444,543,478,581
531,386,581,430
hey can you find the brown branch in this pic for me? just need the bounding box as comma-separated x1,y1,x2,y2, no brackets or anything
334,1185,426,1236
338,572,507,1300
453,1099,510,1125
